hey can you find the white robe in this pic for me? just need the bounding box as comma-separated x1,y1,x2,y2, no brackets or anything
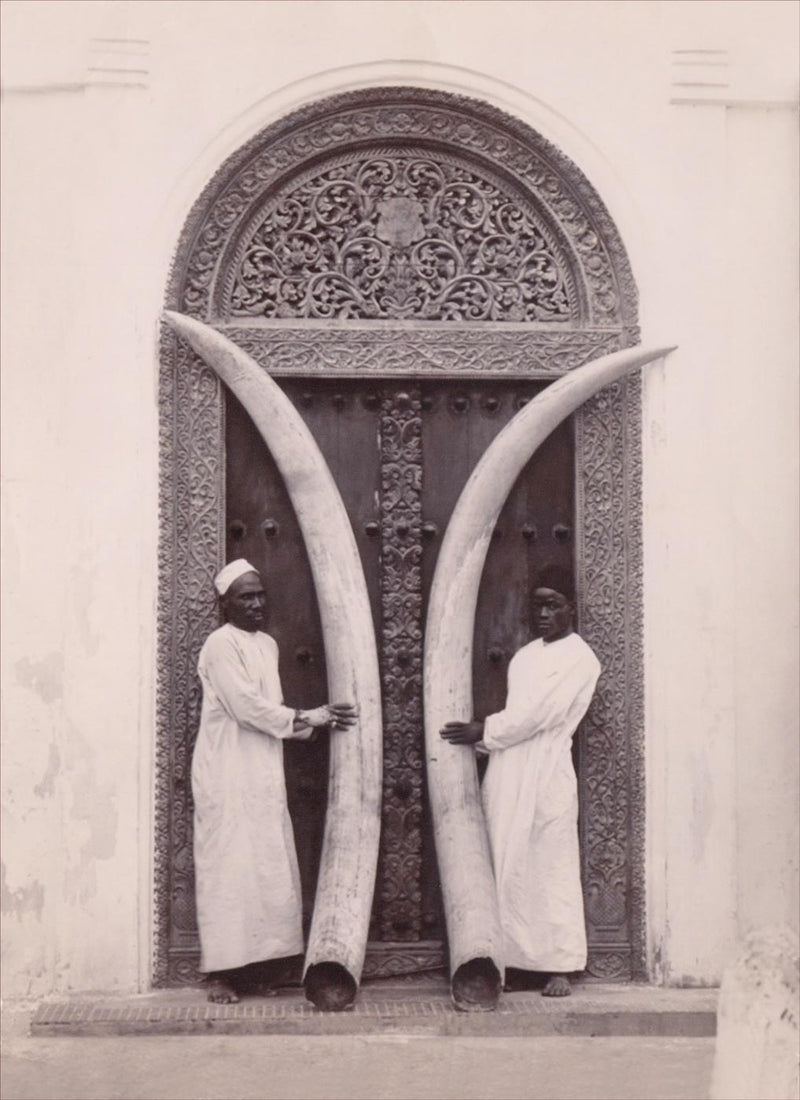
481,632,601,973
192,623,312,973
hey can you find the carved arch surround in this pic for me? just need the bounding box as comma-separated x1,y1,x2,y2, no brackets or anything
157,87,644,986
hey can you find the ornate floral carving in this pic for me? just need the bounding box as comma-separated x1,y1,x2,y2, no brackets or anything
168,952,202,988
226,153,576,322
216,325,630,378
575,359,643,983
157,86,643,987
171,89,635,327
154,328,175,986
586,949,632,981
156,334,225,978
623,372,647,980
377,388,425,940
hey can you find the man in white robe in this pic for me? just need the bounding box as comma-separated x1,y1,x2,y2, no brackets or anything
192,558,357,1003
440,564,600,997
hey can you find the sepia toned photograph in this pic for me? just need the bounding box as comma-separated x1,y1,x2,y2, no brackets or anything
2,2,798,1098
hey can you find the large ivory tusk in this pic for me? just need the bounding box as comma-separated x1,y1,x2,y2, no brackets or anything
425,344,675,1011
163,311,382,1011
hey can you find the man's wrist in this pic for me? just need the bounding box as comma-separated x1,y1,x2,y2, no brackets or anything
470,720,485,742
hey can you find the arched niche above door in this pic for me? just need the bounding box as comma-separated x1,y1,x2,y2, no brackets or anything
174,87,636,330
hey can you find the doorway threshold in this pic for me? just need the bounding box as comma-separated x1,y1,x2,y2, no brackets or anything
30,977,717,1038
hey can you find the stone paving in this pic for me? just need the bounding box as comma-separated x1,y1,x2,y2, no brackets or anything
2,982,719,1100
1,1027,716,1100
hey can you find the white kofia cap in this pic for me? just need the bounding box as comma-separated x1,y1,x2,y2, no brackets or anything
214,558,259,596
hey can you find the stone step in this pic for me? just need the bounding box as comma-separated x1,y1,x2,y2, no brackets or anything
30,983,717,1038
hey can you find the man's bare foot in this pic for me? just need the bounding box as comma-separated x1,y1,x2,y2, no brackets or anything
542,974,571,997
206,978,240,1004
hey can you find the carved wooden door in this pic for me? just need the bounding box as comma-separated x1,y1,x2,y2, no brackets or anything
158,88,644,987
226,376,574,975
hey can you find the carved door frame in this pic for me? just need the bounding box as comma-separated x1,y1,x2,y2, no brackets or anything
156,87,644,986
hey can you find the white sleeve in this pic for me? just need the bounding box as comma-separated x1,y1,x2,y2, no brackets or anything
482,651,600,752
199,633,303,740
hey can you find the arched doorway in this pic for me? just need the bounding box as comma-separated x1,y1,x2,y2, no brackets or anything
155,87,643,986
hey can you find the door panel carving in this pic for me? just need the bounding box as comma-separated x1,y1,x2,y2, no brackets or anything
157,87,643,986
224,377,575,965
377,386,425,942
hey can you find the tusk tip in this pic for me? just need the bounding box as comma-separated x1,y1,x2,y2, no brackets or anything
162,311,203,343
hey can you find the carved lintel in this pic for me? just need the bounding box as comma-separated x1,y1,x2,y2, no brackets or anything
216,324,631,379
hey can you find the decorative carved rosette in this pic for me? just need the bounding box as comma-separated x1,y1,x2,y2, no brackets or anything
362,941,444,980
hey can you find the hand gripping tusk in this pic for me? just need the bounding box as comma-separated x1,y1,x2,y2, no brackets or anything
424,344,675,1011
163,311,382,1011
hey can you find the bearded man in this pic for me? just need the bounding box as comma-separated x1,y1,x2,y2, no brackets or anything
192,559,357,1003
440,564,600,997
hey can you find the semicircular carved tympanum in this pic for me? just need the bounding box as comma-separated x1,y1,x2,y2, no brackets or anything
224,153,578,322
157,87,644,989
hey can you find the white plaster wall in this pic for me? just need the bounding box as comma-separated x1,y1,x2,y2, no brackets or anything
1,60,158,993
1,0,797,996
727,107,799,939
643,102,800,983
